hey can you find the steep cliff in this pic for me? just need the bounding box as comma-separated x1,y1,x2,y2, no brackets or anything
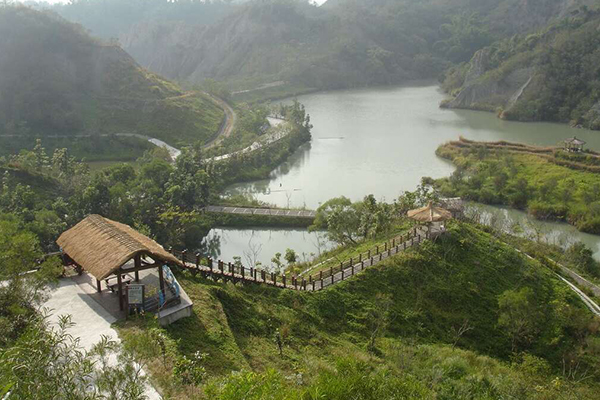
442,6,600,130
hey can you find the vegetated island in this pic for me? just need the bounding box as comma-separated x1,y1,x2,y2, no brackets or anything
433,137,600,234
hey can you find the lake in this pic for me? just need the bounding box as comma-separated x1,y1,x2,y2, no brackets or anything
209,83,600,263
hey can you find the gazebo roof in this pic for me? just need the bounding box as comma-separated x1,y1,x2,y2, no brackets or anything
57,215,181,280
407,202,452,223
564,137,586,145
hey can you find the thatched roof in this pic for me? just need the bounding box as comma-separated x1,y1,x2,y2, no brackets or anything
407,202,452,223
564,137,586,145
57,215,181,280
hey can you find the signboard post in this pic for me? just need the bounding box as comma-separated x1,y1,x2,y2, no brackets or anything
127,284,145,315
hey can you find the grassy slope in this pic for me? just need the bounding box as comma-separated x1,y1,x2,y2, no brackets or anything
118,221,600,398
435,140,600,233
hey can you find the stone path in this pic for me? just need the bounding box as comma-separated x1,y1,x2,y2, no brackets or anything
43,275,162,399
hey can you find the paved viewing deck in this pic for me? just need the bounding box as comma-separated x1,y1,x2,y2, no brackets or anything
205,205,316,219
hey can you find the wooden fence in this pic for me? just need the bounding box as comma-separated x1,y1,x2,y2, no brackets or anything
170,225,430,292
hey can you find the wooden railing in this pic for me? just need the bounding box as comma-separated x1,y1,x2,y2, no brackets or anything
169,225,430,292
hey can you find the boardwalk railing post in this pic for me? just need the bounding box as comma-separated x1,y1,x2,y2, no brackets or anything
393,238,395,247
361,260,364,270
312,280,316,291
341,268,345,281
250,267,254,280
273,273,277,286
332,273,334,285
302,278,306,291
261,270,266,282
181,249,187,265
351,263,355,276
384,243,387,252
294,276,298,290
209,257,213,271
319,270,323,281
330,267,333,279
219,260,224,273
368,249,371,258
229,262,233,275
309,275,312,284
376,245,379,255
241,266,245,279
283,275,287,287
358,253,362,262
195,252,200,269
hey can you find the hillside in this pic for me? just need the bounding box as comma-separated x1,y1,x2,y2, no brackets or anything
116,0,595,91
441,7,600,130
118,221,600,398
0,6,224,148
46,0,235,40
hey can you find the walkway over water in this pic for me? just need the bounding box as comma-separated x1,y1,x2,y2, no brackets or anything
205,205,316,219
171,226,431,291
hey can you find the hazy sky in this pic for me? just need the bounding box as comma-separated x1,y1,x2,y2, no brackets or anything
39,0,329,4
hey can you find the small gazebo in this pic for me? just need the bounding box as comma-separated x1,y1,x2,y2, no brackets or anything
57,214,183,311
407,202,452,237
563,137,586,153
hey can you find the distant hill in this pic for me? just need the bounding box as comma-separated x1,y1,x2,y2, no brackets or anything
44,0,236,40
441,6,600,130
117,0,596,90
0,6,224,146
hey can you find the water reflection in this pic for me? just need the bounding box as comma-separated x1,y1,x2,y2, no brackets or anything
205,228,334,272
471,204,600,260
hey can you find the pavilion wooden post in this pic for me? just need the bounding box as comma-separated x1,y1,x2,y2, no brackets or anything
117,273,123,311
134,254,141,282
96,279,102,293
158,264,165,299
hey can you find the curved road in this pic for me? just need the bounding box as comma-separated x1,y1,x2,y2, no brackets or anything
202,92,237,150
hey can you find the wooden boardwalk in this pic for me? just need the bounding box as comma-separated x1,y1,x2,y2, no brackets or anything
205,205,316,219
171,226,431,291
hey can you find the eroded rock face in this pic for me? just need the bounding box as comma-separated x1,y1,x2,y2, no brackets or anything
444,48,533,112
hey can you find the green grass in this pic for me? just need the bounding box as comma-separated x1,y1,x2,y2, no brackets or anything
117,221,600,399
287,220,415,277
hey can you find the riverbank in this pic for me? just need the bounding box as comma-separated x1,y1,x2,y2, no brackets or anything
434,137,600,234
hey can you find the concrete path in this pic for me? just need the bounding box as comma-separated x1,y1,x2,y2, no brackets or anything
43,275,162,399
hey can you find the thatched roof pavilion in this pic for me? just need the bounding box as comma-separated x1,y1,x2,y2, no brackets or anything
57,214,181,310
564,136,586,152
407,202,452,223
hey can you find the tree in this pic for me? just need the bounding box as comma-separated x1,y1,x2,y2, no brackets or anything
498,288,542,352
311,197,361,245
564,242,599,277
32,139,49,172
284,248,297,265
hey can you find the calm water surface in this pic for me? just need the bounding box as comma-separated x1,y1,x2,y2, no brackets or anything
204,228,332,271
213,83,600,261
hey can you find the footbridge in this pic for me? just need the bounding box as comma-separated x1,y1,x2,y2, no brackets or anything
204,205,316,219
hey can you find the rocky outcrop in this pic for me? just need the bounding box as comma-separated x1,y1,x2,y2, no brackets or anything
443,48,533,112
